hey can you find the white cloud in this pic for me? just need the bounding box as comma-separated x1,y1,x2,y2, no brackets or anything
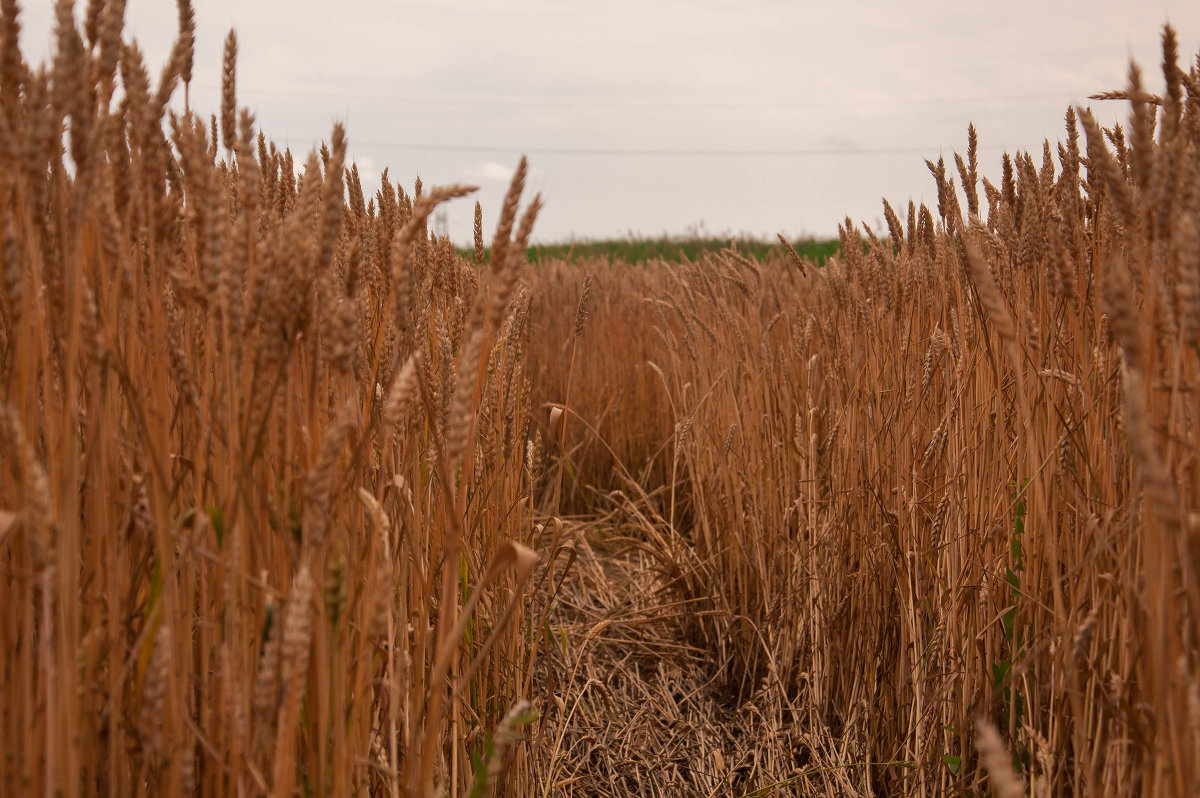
16,0,1200,240
464,161,517,182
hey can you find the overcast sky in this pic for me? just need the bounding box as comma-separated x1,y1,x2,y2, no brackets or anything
20,1,1200,243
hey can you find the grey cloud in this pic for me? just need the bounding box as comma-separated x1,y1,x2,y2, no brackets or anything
16,0,1200,242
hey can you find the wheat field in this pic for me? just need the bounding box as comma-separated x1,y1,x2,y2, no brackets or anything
2,2,1199,796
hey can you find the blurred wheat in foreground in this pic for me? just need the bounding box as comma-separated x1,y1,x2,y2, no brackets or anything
0,0,567,794
1,1,1199,796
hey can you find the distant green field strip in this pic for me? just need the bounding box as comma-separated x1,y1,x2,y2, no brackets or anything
461,237,840,265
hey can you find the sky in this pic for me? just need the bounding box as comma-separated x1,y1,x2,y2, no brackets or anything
19,1,1200,244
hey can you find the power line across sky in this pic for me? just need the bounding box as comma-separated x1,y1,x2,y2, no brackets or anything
339,142,1017,157
194,84,1082,110
210,85,1081,160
